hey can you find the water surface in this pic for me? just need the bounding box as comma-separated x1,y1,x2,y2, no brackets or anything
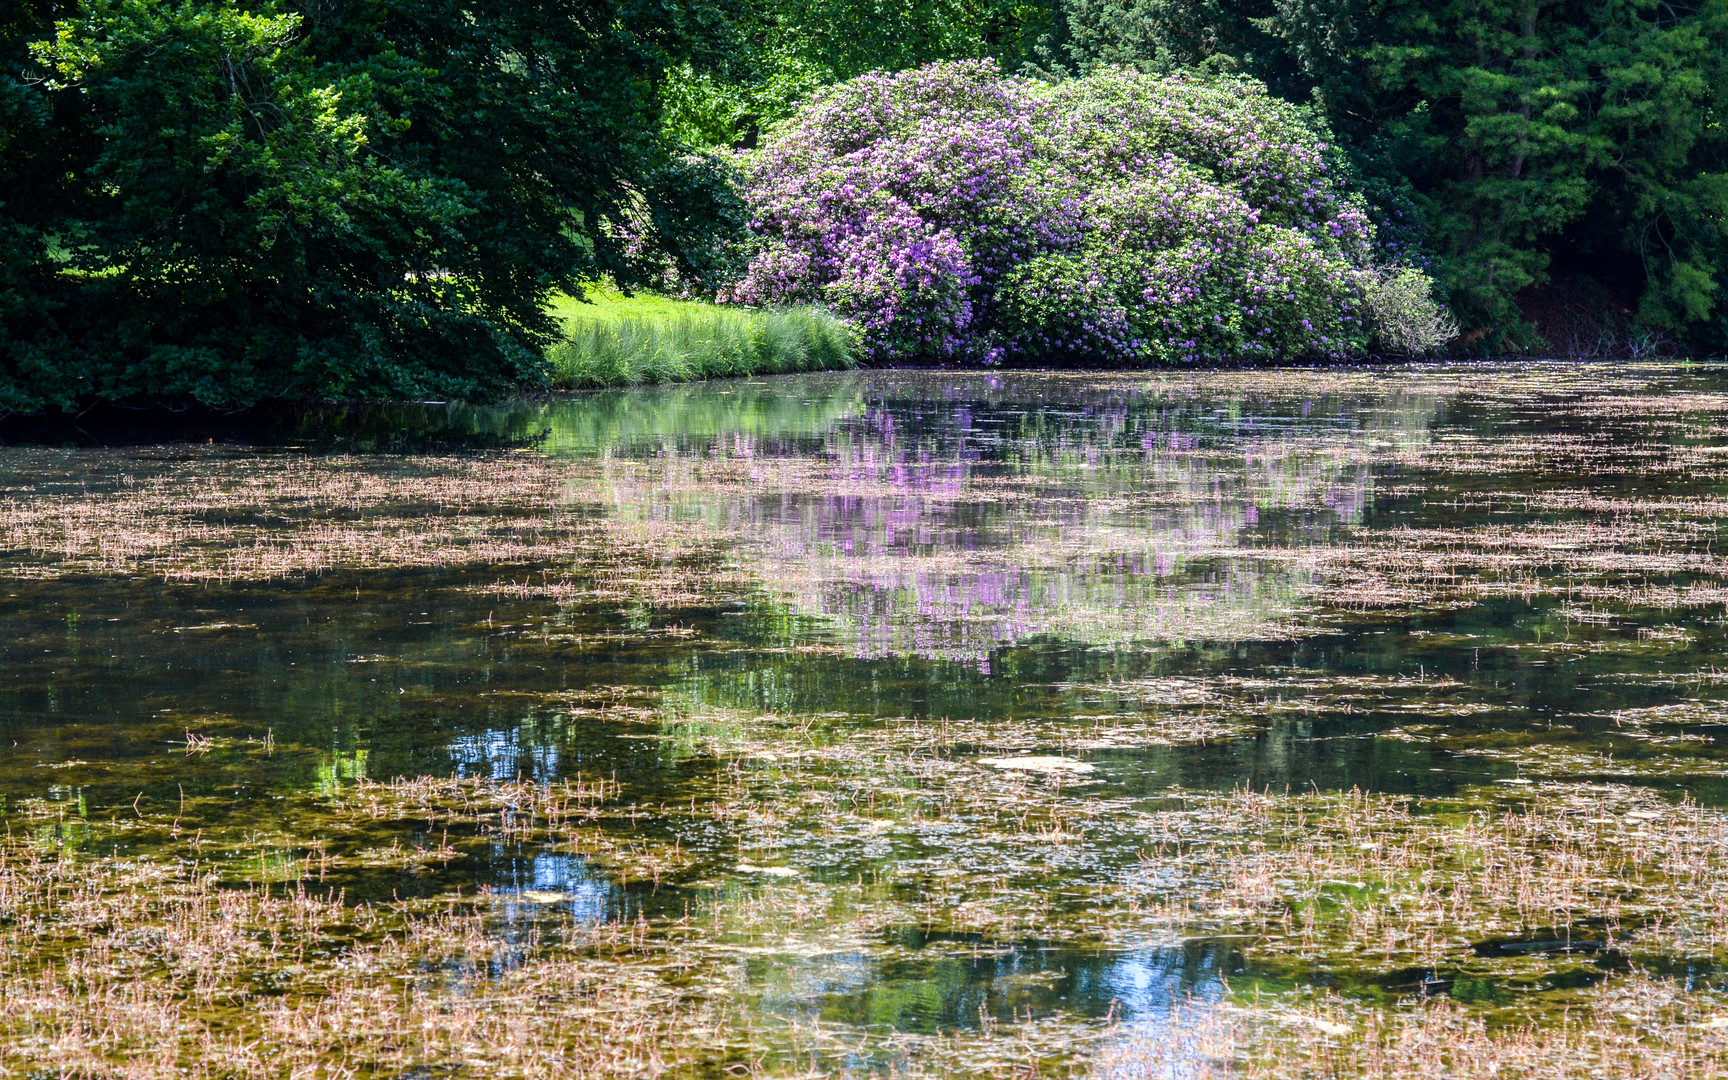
6,364,1728,1073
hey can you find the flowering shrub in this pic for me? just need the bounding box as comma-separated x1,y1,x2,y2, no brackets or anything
726,60,1445,363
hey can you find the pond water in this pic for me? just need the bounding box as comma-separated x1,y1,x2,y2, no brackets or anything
6,364,1728,1075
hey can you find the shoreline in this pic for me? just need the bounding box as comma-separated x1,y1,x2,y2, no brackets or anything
0,356,1715,446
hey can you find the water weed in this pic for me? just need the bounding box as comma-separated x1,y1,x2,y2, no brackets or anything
6,365,1728,1076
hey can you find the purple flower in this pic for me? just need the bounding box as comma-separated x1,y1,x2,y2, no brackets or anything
732,61,1398,364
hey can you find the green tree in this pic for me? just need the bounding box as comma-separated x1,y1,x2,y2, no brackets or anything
1041,0,1728,350
0,0,80,413
0,0,743,412
1027,0,1255,77
662,0,1056,147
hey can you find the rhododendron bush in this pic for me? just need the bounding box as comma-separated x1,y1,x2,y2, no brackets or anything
726,60,1444,363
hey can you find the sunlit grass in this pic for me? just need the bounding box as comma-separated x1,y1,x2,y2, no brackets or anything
545,287,857,388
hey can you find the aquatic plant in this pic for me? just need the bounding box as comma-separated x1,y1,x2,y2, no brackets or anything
10,739,1728,1077
727,60,1450,363
0,826,735,1078
15,364,1728,663
1093,983,1728,1079
10,364,1728,1076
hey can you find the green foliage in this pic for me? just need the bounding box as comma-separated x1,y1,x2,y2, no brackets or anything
0,0,743,411
662,0,1056,147
1039,0,1728,351
1029,0,1255,77
0,0,73,413
734,62,1419,363
6,0,1722,385
1357,265,1458,355
547,290,856,388
994,69,1385,363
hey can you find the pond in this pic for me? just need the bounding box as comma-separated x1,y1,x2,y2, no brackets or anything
4,363,1728,1077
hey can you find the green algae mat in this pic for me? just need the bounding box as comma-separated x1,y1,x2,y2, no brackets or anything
5,364,1728,1077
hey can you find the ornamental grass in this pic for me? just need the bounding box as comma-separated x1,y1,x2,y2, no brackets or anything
547,290,855,388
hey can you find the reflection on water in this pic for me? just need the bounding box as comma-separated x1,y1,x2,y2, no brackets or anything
565,373,1427,658
6,364,1728,1071
779,938,1240,1034
495,852,612,924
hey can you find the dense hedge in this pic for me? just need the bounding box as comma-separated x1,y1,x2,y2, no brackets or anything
727,61,1444,363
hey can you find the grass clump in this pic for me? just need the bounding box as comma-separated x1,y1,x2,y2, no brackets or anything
546,288,856,389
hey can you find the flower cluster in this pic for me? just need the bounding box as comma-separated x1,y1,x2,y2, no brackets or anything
728,61,1428,363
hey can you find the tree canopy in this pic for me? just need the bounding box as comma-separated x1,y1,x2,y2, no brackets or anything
0,0,742,411
1030,0,1728,351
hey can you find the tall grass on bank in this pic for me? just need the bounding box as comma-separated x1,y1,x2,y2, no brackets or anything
546,290,856,389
